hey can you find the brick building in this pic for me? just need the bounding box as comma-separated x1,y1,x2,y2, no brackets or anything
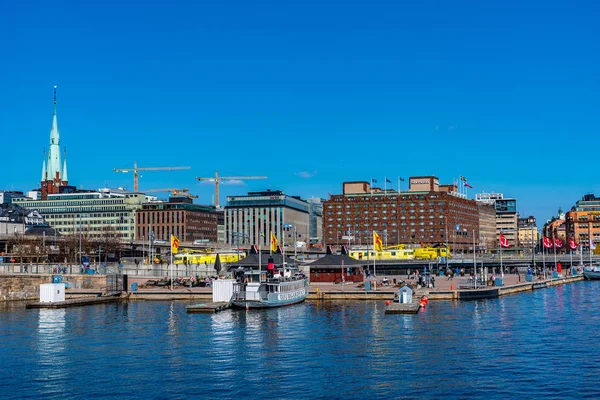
136,197,218,244
323,178,479,252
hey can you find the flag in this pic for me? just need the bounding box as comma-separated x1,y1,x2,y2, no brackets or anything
385,178,391,183
373,231,383,251
460,176,467,181
399,177,405,182
171,235,180,254
464,182,473,188
543,236,553,249
371,178,378,183
271,232,278,252
591,240,597,250
569,239,578,250
499,233,510,248
554,238,563,248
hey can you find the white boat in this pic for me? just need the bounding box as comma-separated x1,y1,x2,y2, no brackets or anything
231,267,308,309
583,266,600,280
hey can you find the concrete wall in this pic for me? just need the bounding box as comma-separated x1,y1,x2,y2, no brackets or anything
0,274,110,302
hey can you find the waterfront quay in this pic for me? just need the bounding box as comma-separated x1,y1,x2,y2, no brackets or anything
1,269,583,304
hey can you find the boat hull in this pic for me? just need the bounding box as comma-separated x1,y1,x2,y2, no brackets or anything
231,279,309,309
583,271,600,280
231,292,307,309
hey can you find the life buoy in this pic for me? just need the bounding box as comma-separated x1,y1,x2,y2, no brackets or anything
419,296,429,307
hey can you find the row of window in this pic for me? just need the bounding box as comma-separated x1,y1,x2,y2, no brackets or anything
138,211,185,225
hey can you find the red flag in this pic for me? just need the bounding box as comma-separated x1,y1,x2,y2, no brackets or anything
463,182,473,188
554,238,563,248
569,239,578,250
499,234,510,248
543,237,553,249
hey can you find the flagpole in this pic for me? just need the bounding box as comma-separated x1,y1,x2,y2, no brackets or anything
500,244,503,280
542,244,546,278
570,246,573,270
553,235,557,273
373,231,377,291
473,229,477,289
384,177,387,193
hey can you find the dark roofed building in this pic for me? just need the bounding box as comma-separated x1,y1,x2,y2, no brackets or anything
309,246,365,283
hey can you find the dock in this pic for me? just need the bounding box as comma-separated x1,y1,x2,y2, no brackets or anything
186,302,231,313
26,295,122,309
385,301,421,314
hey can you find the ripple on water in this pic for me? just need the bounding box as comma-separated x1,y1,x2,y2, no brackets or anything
2,283,600,399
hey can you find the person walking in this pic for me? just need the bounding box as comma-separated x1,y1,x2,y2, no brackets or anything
431,275,435,288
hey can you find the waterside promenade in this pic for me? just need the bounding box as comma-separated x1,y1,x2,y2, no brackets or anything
1,270,583,303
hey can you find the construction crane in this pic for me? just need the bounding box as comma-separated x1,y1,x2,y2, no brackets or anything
196,170,267,208
114,161,191,193
142,188,199,199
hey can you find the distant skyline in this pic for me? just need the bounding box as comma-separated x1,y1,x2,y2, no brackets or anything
2,0,599,225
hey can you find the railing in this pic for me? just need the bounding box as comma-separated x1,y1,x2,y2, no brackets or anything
232,290,264,301
0,262,224,278
458,277,490,289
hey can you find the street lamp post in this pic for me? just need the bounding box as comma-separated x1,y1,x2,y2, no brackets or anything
79,213,82,273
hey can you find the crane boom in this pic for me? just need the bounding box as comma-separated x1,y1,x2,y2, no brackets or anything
114,161,191,193
196,170,267,208
141,188,197,199
142,188,189,194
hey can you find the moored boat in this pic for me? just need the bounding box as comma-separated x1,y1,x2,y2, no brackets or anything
583,266,600,280
227,245,309,309
231,268,308,308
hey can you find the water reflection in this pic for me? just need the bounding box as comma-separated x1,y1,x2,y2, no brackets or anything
3,283,600,399
34,309,68,397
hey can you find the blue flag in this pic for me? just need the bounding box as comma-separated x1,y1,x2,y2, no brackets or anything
371,178,377,183
385,178,391,183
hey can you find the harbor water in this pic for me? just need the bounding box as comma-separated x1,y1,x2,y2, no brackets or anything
2,281,600,399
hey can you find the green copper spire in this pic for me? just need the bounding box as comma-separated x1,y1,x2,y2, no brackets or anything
46,85,62,181
41,149,47,181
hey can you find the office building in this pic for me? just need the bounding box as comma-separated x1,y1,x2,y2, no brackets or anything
476,192,518,248
565,194,600,249
14,188,144,240
136,197,219,243
517,216,539,248
224,190,313,249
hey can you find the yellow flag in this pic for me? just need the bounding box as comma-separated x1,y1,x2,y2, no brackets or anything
271,232,278,253
373,231,383,251
171,235,180,254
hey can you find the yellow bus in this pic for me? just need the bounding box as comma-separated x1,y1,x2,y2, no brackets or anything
173,252,244,265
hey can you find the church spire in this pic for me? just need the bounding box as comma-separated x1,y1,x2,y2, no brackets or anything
41,149,47,181
62,148,68,182
47,85,62,180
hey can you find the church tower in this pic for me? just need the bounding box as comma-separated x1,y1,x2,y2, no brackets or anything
41,86,68,199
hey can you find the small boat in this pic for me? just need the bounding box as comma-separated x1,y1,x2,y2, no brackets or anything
583,266,600,280
231,266,308,309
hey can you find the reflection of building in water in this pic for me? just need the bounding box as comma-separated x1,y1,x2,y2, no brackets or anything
36,309,68,379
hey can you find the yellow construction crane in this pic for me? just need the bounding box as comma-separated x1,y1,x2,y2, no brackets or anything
114,161,191,193
196,170,267,208
143,188,188,195
143,188,199,199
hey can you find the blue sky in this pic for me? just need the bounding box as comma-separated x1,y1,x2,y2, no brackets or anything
1,0,599,224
